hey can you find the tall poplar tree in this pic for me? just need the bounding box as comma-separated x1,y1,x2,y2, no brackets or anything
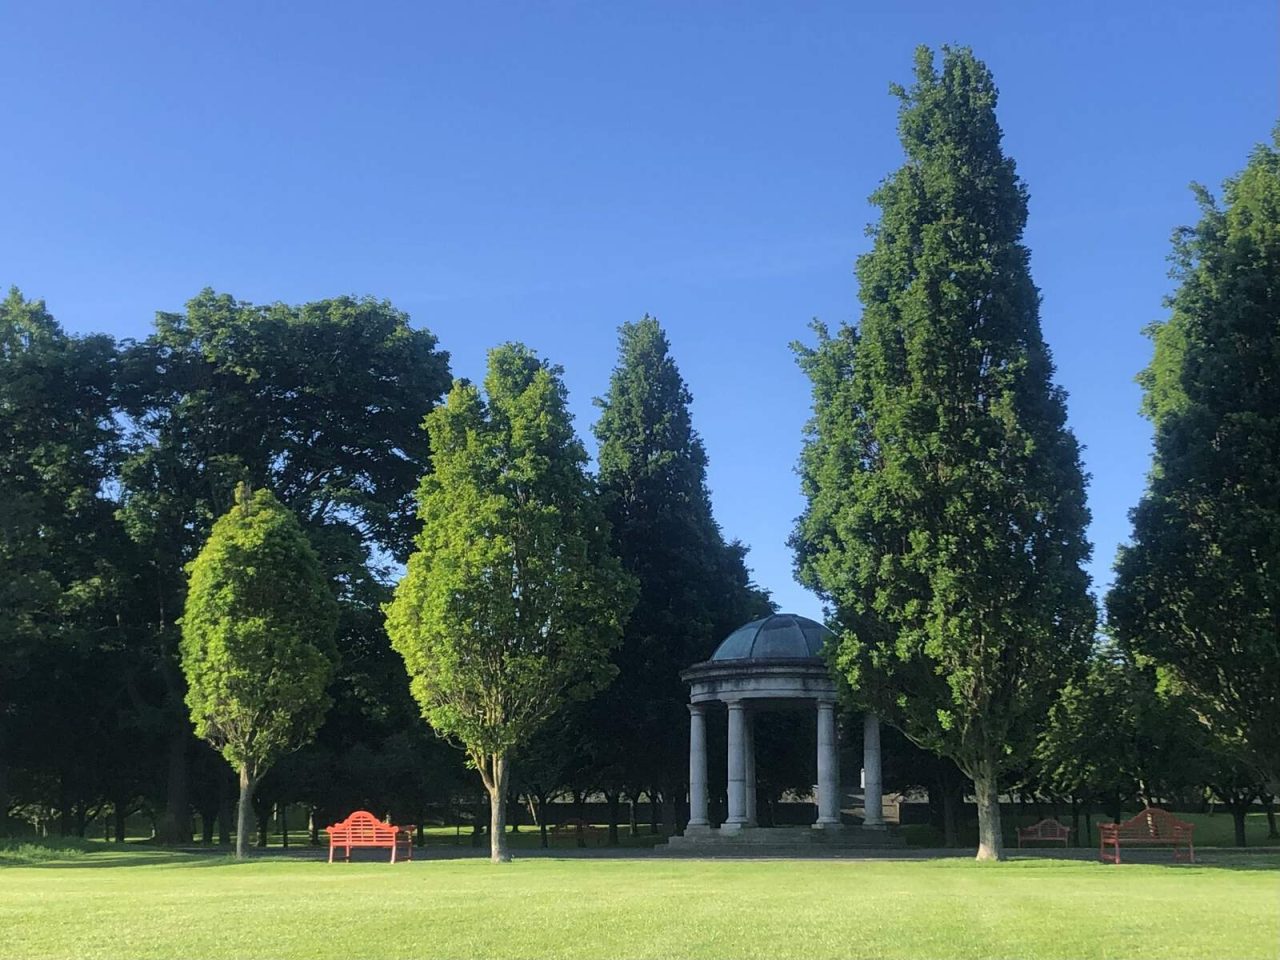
387,343,634,863
793,47,1095,860
593,317,772,826
1109,135,1280,784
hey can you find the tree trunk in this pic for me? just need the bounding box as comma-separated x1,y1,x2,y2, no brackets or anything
235,766,258,860
507,784,520,834
485,752,511,863
280,804,288,848
573,790,588,848
941,779,959,848
533,792,549,849
662,785,677,836
201,811,215,845
1070,797,1080,848
308,807,320,846
973,764,1004,861
1262,794,1278,839
628,795,639,838
58,781,71,836
217,783,232,846
155,728,191,844
606,792,620,846
114,801,127,842
649,791,660,835
0,755,9,837
256,798,269,848
1232,804,1248,848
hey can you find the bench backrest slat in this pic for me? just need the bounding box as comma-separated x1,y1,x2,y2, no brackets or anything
1102,807,1193,839
326,810,398,840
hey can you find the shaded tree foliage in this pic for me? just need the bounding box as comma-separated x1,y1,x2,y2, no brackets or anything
115,290,451,842
592,317,772,835
1109,135,1280,784
0,289,124,835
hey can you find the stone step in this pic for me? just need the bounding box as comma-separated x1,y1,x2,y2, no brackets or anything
667,825,905,849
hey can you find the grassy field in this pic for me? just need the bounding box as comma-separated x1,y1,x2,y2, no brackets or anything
1,845,1276,960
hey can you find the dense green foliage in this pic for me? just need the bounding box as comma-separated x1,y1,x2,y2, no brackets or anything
0,289,129,835
591,317,773,822
793,47,1096,859
387,344,635,861
1034,647,1203,818
115,290,453,842
4,851,1278,960
1108,136,1280,785
2,66,1276,857
181,485,339,856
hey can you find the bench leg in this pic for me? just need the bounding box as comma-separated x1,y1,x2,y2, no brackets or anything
390,842,396,864
328,843,334,864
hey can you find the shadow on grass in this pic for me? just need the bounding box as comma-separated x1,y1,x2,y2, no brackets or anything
1004,851,1280,872
0,839,302,869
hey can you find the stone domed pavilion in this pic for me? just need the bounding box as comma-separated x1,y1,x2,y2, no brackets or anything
678,614,885,840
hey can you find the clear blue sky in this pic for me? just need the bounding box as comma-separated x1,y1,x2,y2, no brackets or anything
3,1,1274,620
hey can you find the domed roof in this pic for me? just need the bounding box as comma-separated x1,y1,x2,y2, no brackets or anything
709,614,833,662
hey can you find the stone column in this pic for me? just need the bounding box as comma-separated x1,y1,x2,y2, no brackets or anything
862,711,885,829
687,703,709,830
814,699,840,828
724,699,747,830
744,709,757,827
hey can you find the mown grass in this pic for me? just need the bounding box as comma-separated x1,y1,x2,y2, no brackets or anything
1,844,1276,959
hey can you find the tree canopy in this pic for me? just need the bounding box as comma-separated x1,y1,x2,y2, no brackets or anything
1109,134,1280,785
386,343,635,862
793,47,1096,860
593,316,772,817
181,484,339,858
115,289,451,842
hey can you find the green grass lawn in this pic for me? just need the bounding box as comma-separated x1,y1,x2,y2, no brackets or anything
2,845,1276,959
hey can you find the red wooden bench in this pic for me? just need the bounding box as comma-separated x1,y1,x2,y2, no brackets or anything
1098,807,1195,864
1016,818,1071,848
325,810,415,863
551,817,605,846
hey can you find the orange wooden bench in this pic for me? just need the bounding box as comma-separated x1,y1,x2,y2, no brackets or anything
325,810,415,863
550,817,605,846
1098,807,1195,864
1017,818,1071,848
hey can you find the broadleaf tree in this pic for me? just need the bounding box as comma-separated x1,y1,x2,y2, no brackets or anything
792,47,1095,860
116,290,450,842
1108,135,1280,785
0,288,122,834
386,343,635,863
181,484,339,859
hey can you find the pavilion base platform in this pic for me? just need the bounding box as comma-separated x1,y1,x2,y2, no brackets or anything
667,824,905,850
